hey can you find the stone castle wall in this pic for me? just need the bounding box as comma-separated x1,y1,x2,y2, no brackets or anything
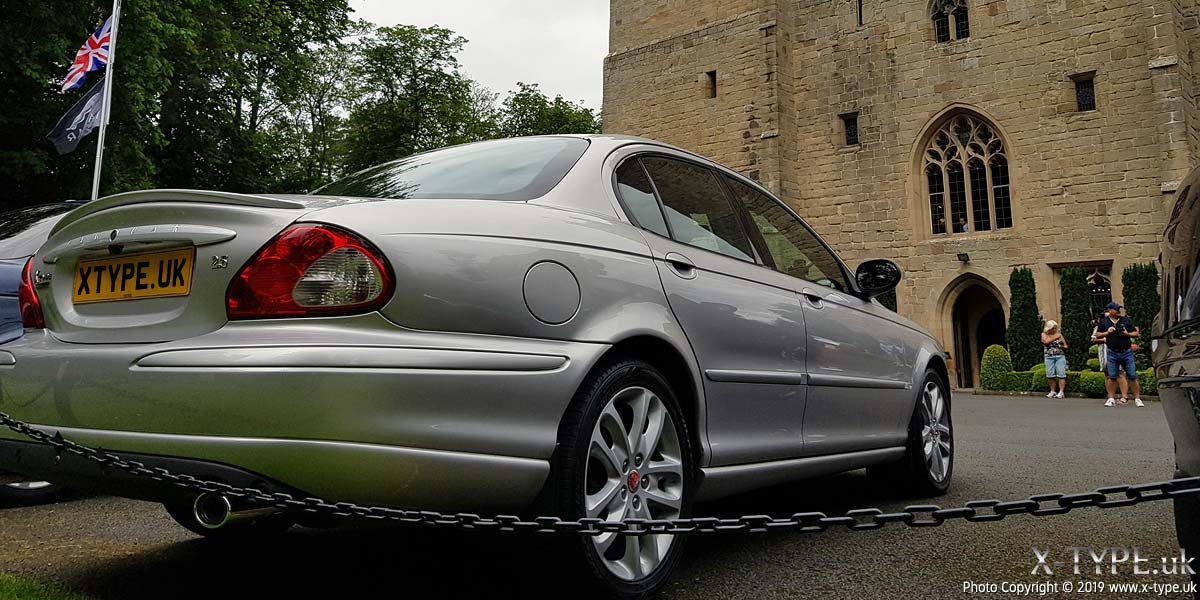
604,0,1200,366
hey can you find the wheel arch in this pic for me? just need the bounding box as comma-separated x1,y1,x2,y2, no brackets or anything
584,333,709,467
925,353,952,396
917,350,953,419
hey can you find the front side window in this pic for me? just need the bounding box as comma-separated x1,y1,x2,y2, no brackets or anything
924,113,1012,236
639,157,755,261
313,137,589,201
724,176,847,291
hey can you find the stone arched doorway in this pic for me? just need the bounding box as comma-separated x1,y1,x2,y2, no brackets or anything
951,285,1006,388
937,274,1008,389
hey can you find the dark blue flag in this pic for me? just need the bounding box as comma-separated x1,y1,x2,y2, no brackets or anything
47,77,106,155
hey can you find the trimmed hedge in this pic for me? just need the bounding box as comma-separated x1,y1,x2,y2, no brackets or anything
985,369,1156,397
980,343,1158,396
1086,358,1101,372
1140,369,1158,395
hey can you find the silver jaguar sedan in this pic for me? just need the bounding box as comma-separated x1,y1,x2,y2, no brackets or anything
0,135,951,598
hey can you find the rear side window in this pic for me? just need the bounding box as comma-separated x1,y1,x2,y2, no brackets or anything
614,160,669,237
640,157,754,262
313,137,589,201
0,204,77,259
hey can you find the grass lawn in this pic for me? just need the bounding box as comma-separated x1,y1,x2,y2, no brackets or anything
0,574,91,600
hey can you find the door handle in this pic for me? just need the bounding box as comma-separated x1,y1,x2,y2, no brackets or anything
801,290,824,309
663,252,696,280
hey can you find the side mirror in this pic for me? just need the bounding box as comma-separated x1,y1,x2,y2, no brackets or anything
855,259,902,298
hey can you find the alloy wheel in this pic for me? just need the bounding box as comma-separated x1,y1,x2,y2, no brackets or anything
920,381,952,482
584,386,685,581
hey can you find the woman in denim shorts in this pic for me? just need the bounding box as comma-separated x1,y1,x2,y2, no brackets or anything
1041,320,1068,398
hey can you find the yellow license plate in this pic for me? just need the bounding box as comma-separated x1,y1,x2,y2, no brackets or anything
72,247,196,304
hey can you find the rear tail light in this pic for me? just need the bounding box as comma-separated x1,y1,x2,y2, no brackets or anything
18,259,45,329
226,224,394,320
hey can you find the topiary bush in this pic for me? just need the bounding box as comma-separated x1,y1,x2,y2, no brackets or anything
1006,267,1043,371
1059,267,1092,370
1138,369,1158,395
1007,371,1036,391
1086,358,1101,372
1076,371,1108,397
1031,362,1047,378
980,344,1014,391
1122,263,1160,366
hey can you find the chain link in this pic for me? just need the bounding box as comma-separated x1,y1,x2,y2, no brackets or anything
3,410,1198,536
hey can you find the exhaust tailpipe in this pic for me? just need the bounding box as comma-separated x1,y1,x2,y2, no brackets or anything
193,492,282,529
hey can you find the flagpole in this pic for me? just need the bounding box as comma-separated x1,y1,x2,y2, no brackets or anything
90,0,121,201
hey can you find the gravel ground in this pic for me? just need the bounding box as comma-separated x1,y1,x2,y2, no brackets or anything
0,392,1192,599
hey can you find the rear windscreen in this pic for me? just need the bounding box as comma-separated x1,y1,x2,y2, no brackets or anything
0,203,77,259
313,137,589,201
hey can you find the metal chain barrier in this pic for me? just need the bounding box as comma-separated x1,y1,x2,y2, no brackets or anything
3,409,1199,535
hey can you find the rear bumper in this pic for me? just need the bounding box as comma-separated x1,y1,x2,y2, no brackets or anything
0,314,610,511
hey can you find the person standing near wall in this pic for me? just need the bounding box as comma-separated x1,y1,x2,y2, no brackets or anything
1041,320,1068,398
1094,302,1143,407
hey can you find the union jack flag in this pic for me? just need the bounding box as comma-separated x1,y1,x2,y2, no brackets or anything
61,16,113,92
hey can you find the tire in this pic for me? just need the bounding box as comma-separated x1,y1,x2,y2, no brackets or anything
552,358,694,600
868,369,953,497
164,498,296,539
0,478,66,507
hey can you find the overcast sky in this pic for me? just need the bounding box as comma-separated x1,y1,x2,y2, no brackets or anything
351,0,609,110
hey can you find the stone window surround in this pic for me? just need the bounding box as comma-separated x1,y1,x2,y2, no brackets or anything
1070,70,1099,113
1047,260,1117,321
840,111,861,147
921,112,1013,238
930,0,970,44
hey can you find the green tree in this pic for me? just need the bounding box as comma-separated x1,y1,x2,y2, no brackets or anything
0,9,602,205
462,81,502,143
0,0,351,205
274,27,368,192
1005,267,1043,371
1121,263,1161,364
500,82,601,137
0,2,109,204
153,0,351,193
1058,267,1091,370
342,25,474,173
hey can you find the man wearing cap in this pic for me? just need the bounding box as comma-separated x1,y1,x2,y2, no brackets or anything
1093,301,1143,407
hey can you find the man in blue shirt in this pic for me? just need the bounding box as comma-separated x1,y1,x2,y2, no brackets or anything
1094,301,1143,407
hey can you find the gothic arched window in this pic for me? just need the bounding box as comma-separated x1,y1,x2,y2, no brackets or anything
924,114,1012,235
931,0,969,43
